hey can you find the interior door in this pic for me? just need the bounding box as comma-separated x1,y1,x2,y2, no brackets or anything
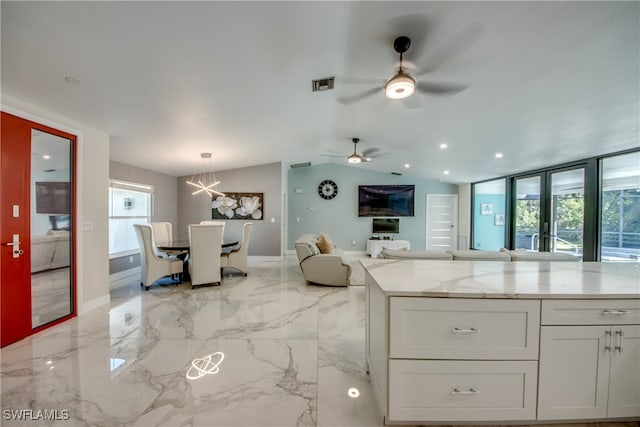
425,194,458,250
1,112,76,347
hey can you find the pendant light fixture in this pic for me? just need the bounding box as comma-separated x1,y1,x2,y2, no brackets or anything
186,153,224,197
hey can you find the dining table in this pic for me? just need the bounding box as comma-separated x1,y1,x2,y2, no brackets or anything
156,239,239,282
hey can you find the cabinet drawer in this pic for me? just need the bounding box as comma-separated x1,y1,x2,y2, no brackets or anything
541,299,640,325
389,298,540,359
388,360,537,422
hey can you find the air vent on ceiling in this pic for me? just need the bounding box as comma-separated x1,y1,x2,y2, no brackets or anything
311,76,335,92
391,172,403,176
290,162,311,169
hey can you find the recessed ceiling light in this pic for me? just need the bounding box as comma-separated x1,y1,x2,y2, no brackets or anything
443,170,450,175
42,154,51,159
404,163,410,168
495,152,504,158
439,143,448,150
64,76,82,85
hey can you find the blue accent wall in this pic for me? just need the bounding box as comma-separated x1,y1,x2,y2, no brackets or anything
287,163,458,251
473,194,506,250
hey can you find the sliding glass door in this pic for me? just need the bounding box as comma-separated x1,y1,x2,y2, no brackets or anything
511,166,585,259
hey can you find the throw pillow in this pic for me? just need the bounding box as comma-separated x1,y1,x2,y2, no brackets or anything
316,233,335,254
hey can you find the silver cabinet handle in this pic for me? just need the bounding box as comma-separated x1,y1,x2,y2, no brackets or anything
452,327,481,334
605,329,612,352
615,329,624,353
602,309,629,315
452,388,479,395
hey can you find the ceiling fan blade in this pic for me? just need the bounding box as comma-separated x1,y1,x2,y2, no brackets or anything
416,81,468,96
321,153,346,158
416,22,484,75
401,95,423,109
361,148,380,157
338,87,381,105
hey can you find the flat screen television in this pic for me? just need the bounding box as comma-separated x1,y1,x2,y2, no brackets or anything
358,185,415,217
372,218,399,234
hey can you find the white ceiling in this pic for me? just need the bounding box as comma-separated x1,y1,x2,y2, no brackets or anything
2,1,638,184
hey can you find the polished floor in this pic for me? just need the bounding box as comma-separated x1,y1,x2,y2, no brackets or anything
1,256,637,427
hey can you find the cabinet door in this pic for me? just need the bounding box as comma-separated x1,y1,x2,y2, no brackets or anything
607,325,640,418
538,326,610,420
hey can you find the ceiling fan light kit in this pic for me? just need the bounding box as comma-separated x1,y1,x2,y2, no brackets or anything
385,71,416,99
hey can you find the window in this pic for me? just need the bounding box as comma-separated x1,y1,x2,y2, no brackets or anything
600,152,640,261
109,180,153,255
472,179,506,250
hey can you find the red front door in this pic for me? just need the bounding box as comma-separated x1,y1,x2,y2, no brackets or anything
1,112,32,346
1,112,77,347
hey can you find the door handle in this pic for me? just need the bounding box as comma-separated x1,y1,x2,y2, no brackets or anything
3,234,23,258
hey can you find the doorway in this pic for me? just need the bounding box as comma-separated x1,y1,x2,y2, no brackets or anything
512,166,585,258
1,112,76,347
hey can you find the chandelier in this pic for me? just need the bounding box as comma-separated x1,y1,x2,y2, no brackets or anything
186,153,225,197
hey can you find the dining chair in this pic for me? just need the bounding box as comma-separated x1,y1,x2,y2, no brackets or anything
134,224,183,290
188,223,225,288
221,222,253,276
150,222,186,257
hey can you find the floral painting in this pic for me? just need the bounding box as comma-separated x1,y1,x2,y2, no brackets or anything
212,192,263,220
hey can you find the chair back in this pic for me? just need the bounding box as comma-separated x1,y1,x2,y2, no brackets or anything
188,223,225,286
133,224,152,273
238,222,253,256
151,222,172,243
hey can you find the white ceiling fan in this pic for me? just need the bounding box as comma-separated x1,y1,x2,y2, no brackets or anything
323,138,383,164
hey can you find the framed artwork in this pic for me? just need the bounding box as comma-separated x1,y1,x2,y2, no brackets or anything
480,203,493,215
212,192,263,220
494,214,505,226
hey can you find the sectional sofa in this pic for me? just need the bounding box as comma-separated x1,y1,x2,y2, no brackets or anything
379,247,580,261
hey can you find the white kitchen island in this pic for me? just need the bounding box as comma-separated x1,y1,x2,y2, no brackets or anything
361,259,640,425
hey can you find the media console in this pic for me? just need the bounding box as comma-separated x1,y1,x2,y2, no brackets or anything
361,259,640,425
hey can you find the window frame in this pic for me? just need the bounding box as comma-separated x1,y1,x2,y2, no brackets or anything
108,179,154,257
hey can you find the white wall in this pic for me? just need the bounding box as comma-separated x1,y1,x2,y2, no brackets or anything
2,95,111,313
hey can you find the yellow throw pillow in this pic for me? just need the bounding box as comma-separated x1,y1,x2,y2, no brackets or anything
316,233,334,254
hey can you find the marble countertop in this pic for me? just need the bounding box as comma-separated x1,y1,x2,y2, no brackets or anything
360,259,640,299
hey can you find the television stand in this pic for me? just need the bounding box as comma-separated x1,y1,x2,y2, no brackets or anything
366,239,410,258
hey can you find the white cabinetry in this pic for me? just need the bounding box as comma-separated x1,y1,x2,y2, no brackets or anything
370,296,540,423
538,300,640,420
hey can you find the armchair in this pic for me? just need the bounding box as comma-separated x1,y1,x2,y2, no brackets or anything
220,222,253,276
134,224,183,290
294,234,350,287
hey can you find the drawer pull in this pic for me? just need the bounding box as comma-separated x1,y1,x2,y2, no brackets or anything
602,309,629,315
452,388,479,395
452,327,480,334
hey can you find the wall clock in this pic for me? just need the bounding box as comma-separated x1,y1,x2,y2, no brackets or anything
318,180,338,200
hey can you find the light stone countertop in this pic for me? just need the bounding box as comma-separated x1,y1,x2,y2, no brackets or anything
360,259,640,299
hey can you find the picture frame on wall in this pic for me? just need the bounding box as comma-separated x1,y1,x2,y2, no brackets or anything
212,192,263,220
495,213,505,226
480,203,493,215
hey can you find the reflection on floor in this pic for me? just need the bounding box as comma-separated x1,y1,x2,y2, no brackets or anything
31,267,72,328
2,256,637,426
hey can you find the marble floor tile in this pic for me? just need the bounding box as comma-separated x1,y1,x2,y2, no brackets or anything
1,255,636,426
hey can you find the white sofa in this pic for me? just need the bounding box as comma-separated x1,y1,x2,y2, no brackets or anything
31,231,70,273
294,234,351,286
379,247,580,262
